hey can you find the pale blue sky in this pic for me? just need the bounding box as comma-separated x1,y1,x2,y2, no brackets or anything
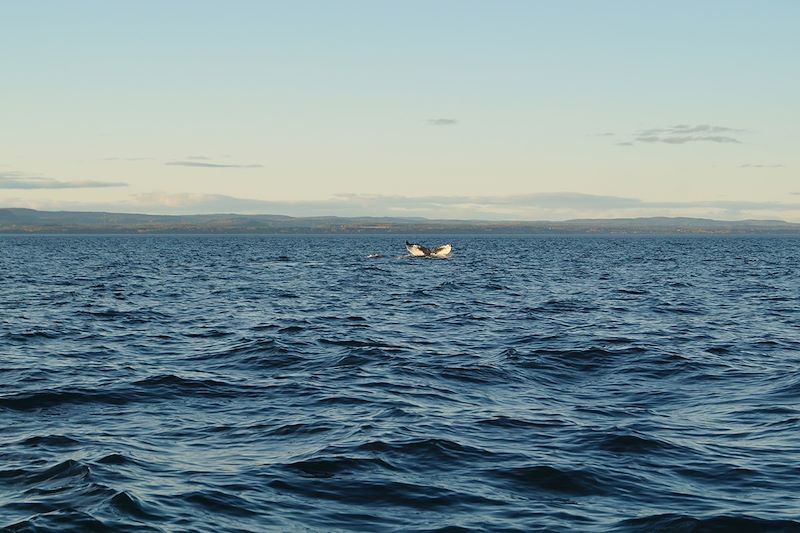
1,1,798,220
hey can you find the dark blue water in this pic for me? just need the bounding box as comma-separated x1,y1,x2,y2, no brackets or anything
1,235,799,532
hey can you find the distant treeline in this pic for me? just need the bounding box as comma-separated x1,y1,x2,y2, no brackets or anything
1,208,798,234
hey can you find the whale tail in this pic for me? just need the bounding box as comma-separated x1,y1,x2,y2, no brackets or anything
405,241,430,256
430,243,452,257
405,241,452,257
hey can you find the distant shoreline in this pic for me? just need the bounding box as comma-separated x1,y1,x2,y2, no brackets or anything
1,208,799,235
3,233,800,238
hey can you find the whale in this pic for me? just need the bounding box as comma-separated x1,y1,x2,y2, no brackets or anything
405,241,452,257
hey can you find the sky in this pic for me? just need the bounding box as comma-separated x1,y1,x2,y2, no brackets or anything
1,0,798,221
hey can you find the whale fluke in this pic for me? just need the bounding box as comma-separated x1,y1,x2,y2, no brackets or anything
429,244,452,257
405,241,429,256
405,241,452,257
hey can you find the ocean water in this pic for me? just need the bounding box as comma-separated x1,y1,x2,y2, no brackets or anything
1,234,799,532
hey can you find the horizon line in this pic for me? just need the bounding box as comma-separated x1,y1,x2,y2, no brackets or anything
1,206,797,226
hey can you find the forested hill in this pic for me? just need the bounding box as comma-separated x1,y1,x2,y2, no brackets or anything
1,208,798,234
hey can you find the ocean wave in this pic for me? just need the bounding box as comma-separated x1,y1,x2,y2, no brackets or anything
2,235,799,531
615,513,800,532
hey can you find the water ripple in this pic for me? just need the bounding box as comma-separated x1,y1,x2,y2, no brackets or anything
1,234,799,531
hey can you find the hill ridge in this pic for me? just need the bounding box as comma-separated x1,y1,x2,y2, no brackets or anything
1,208,798,234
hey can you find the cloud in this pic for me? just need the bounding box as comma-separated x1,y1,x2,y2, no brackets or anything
635,135,740,144
616,142,634,146
740,163,784,168
639,124,746,136
105,155,244,165
427,118,458,126
0,172,126,189
592,132,615,136
165,161,263,168
166,192,800,219
620,124,747,145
